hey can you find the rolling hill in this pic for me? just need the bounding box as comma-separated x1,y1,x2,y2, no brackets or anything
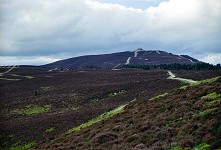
42,49,200,69
1,66,221,149
32,76,221,150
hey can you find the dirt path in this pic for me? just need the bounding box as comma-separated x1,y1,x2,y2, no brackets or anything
1,65,17,75
167,70,198,84
125,50,143,65
125,57,132,65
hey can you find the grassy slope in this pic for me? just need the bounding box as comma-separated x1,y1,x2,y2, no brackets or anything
32,76,221,150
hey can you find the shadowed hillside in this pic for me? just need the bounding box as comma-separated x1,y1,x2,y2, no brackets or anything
42,50,199,69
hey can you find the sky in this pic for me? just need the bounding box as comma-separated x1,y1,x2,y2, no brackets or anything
0,0,221,65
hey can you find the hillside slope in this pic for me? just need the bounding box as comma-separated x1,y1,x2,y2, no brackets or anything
32,76,221,150
1,69,187,149
42,50,199,69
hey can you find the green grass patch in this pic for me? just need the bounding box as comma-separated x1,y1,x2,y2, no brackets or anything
192,76,220,86
7,142,35,150
202,92,221,100
180,86,188,90
150,93,168,101
24,76,34,79
90,98,99,103
45,127,54,133
202,92,221,106
178,76,220,92
11,74,34,79
199,107,218,116
194,143,211,150
170,143,211,150
66,104,126,134
11,105,50,115
0,78,21,81
170,146,182,150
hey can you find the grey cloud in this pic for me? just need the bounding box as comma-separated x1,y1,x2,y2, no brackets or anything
0,0,221,65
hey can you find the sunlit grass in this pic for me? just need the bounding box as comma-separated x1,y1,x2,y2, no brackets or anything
4,142,35,150
199,107,218,116
178,76,220,91
11,74,34,79
192,76,220,86
45,127,54,133
66,105,126,134
202,92,221,106
11,105,51,115
150,93,168,101
0,78,21,81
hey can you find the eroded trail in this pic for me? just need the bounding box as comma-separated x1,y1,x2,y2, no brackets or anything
167,70,198,84
125,57,131,65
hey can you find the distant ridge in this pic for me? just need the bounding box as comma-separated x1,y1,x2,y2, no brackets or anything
42,49,200,69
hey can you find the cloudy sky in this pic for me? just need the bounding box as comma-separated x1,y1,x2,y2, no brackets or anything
0,0,221,65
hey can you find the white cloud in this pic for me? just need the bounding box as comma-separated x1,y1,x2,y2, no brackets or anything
0,0,221,65
0,56,60,66
201,53,221,65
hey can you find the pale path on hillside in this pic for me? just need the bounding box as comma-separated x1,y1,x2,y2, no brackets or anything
126,50,143,65
156,50,161,54
0,65,17,75
134,49,142,57
179,55,194,63
125,57,132,65
167,70,198,84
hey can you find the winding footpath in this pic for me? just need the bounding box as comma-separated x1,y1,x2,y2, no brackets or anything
167,70,198,84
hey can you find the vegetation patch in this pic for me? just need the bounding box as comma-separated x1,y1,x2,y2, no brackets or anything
0,78,21,81
150,93,168,101
202,92,221,106
198,107,218,117
170,146,182,150
11,105,50,115
179,77,220,91
170,143,211,150
179,86,188,90
194,143,211,150
24,76,34,79
192,76,220,86
45,127,54,133
66,105,126,134
90,98,99,103
2,69,220,150
122,63,221,70
11,74,34,79
6,142,35,150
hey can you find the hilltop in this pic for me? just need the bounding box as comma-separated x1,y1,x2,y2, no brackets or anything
42,49,199,69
